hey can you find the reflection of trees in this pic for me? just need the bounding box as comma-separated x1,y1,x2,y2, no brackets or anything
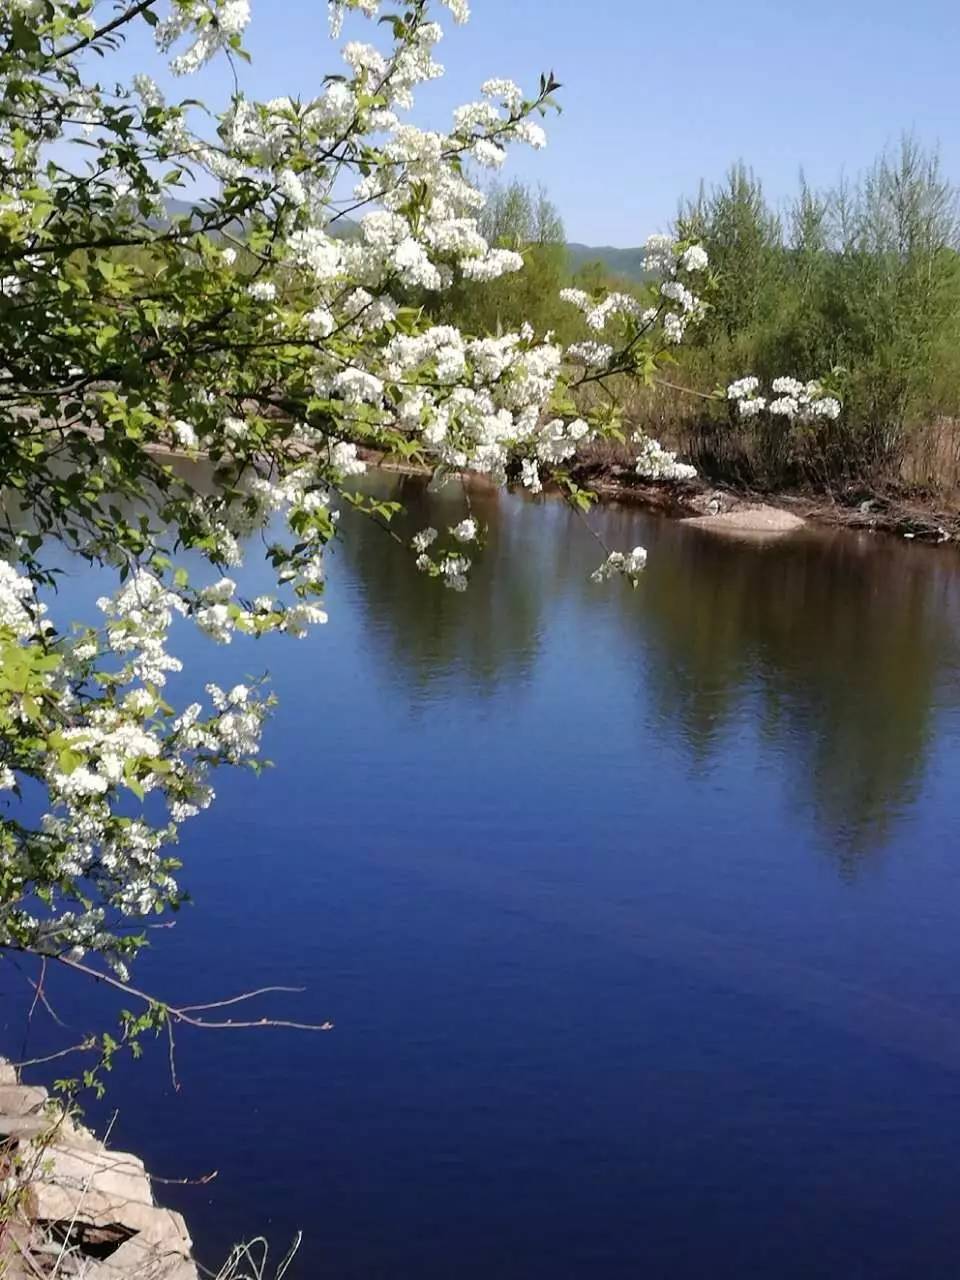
335,474,571,697
616,520,960,858
333,474,960,859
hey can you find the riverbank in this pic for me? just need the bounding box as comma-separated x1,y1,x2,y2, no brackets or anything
362,450,960,546
574,462,960,544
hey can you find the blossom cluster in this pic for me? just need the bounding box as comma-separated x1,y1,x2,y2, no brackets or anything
727,376,842,423
560,234,707,349
0,574,273,974
634,437,698,482
590,546,648,585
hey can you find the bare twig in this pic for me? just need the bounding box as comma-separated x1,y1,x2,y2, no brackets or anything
11,1040,97,1071
167,1018,180,1093
176,985,305,1014
52,954,334,1032
26,958,68,1030
653,376,719,402
53,0,159,60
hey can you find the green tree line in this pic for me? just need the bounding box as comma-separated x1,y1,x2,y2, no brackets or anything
444,141,960,496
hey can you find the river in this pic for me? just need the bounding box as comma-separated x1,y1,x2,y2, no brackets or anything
6,476,960,1278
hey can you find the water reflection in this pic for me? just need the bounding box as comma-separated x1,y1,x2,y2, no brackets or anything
12,458,959,858
340,475,960,859
8,469,960,1278
632,518,960,858
336,474,567,694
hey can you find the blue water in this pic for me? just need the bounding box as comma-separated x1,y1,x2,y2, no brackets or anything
6,478,960,1278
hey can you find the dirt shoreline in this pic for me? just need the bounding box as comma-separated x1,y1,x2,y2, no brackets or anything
586,473,959,545
364,453,960,547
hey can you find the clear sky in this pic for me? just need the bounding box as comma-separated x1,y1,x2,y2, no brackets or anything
112,0,960,246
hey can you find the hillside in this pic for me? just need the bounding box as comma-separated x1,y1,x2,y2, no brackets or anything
565,242,652,282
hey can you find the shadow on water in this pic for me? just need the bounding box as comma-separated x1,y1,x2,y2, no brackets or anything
340,474,960,864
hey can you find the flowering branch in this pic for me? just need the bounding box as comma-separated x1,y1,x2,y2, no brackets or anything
0,0,761,1071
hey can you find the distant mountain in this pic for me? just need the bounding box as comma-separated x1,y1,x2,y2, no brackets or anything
565,243,652,283
164,200,646,279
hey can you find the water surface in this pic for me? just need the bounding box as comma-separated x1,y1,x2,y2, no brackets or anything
6,480,960,1279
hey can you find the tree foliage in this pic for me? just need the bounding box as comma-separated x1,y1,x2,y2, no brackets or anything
671,141,960,486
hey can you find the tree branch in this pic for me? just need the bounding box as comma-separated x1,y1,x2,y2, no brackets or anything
53,0,160,61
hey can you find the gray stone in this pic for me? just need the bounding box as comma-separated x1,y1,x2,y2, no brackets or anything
72,1206,197,1280
85,1249,199,1280
682,504,806,539
0,1114,50,1143
0,1109,100,1151
37,1142,153,1208
0,1085,48,1117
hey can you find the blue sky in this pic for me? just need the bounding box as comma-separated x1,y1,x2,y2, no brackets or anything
112,0,960,245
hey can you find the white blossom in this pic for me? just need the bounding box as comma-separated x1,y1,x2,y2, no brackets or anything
171,419,198,449
450,518,477,542
634,438,697,482
566,340,613,368
439,553,470,591
591,546,648,584
680,244,709,272
728,377,842,424
520,458,542,493
412,527,438,552
727,376,761,401
277,168,306,206
329,440,367,475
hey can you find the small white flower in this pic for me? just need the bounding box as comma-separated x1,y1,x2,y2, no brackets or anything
171,419,198,449
277,168,306,206
680,244,709,272
727,377,760,401
450,518,477,543
635,437,697,482
520,458,542,493
412,527,438,552
439,553,470,591
591,546,648,585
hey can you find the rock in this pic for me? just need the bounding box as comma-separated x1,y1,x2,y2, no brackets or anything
86,1250,199,1280
0,1085,48,1117
30,1182,188,1241
686,489,735,517
0,1220,35,1279
37,1142,153,1208
0,1109,100,1151
57,1113,102,1151
0,1114,51,1143
0,1057,198,1280
75,1206,197,1280
682,504,806,539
